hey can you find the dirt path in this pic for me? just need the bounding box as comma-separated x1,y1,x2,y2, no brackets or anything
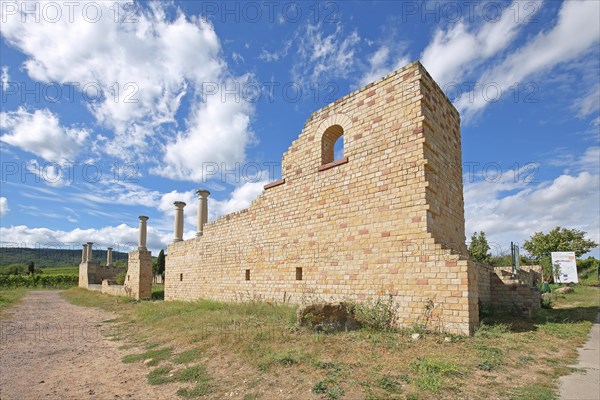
0,291,179,400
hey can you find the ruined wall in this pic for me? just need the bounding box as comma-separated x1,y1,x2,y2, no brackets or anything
78,261,97,288
477,263,540,313
78,262,119,287
101,279,127,296
166,61,479,334
124,250,153,300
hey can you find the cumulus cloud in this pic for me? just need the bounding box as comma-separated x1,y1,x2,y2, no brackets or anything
152,78,255,182
0,197,9,217
453,0,600,120
0,1,255,180
359,45,410,86
464,148,600,255
0,223,165,254
0,108,89,162
421,0,541,86
3,178,270,252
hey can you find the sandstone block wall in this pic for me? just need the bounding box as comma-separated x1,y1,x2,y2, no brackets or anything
101,279,127,296
166,61,479,334
78,262,120,287
478,263,540,313
124,250,153,300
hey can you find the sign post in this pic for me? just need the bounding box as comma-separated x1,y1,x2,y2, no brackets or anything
551,252,578,283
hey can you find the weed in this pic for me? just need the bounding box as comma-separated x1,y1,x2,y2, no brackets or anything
173,348,203,364
147,365,172,385
410,357,463,392
352,294,398,331
376,375,402,393
509,384,557,400
312,379,344,399
474,323,510,338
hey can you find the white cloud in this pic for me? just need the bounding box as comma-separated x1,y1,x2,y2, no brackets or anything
454,0,600,119
0,197,9,217
1,66,9,90
0,178,271,252
152,78,255,182
0,223,165,254
0,1,255,177
292,22,361,84
0,108,89,162
210,179,269,217
464,149,600,255
359,45,410,86
421,0,541,86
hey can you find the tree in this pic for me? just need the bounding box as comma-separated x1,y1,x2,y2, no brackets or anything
469,231,491,263
157,249,165,276
27,261,35,275
523,227,597,259
523,227,597,282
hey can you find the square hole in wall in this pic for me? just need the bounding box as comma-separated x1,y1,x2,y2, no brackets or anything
296,267,303,281
245,269,250,281
127,275,130,281
180,273,183,281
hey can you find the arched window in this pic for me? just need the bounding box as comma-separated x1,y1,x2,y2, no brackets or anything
321,124,344,165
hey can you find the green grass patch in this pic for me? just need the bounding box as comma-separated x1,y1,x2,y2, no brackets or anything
0,288,28,315
508,384,557,400
173,348,204,364
122,347,173,366
147,364,213,397
410,357,463,392
312,378,344,399
475,344,505,371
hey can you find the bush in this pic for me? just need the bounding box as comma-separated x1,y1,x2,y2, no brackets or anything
0,274,78,288
352,294,398,330
540,293,554,309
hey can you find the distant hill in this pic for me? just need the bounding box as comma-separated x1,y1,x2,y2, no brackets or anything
0,247,129,268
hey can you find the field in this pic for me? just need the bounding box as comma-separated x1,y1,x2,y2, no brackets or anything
50,284,600,400
38,266,79,275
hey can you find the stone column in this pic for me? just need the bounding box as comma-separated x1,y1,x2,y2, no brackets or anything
196,189,210,237
82,244,88,263
173,202,186,242
86,242,93,262
107,247,113,266
138,216,149,250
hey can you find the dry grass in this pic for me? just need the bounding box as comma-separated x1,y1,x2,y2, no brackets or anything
61,285,600,399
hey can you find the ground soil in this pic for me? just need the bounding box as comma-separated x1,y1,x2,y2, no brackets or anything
0,291,181,400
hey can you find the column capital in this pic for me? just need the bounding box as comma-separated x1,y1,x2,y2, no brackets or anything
139,215,149,221
87,241,93,245
196,189,211,198
174,201,186,208
107,247,113,250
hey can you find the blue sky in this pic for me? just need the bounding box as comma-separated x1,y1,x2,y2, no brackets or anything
0,0,598,257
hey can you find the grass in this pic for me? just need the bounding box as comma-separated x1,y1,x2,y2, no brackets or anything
0,287,28,315
122,347,173,366
60,285,600,399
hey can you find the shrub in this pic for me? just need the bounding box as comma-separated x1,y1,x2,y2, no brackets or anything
352,294,398,330
0,274,77,288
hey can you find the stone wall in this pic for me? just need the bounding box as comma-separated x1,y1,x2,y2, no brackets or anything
478,263,540,314
124,249,153,300
101,279,127,296
78,261,120,287
166,61,479,334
